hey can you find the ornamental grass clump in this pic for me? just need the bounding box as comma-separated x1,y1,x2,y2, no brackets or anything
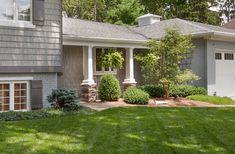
124,87,149,105
98,73,121,101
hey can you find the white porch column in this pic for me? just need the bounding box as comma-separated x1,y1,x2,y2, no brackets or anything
123,48,136,85
82,45,95,85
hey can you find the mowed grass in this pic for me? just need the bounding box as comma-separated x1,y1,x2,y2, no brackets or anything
0,107,235,154
187,95,235,105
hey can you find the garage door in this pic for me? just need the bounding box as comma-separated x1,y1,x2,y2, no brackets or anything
216,51,235,99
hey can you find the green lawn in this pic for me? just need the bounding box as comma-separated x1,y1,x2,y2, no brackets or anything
0,107,235,154
187,95,235,105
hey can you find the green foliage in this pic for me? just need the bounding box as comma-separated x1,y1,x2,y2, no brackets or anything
139,0,221,25
62,0,106,21
47,89,78,110
97,49,124,69
187,95,235,105
176,69,200,84
171,85,207,97
135,28,198,98
105,0,144,25
0,107,94,121
98,74,121,101
124,87,149,104
139,85,164,98
218,0,235,23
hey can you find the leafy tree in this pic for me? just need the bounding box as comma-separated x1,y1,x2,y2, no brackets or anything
105,0,144,25
135,29,199,98
139,0,221,25
63,0,106,21
218,0,235,22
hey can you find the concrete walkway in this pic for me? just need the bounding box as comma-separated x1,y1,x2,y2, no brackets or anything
80,98,235,111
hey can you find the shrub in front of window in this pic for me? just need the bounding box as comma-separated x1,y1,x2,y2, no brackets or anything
139,85,164,98
47,89,79,110
170,85,207,98
124,87,149,105
98,73,121,101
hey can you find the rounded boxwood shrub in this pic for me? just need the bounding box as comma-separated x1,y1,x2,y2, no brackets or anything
170,85,207,97
124,87,149,105
98,73,121,101
139,84,163,98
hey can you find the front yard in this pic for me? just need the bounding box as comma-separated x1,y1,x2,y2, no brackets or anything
0,107,235,154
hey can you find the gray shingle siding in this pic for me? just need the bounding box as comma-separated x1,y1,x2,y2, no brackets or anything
0,0,62,72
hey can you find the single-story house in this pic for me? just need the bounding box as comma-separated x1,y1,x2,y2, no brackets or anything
61,13,235,102
0,0,235,111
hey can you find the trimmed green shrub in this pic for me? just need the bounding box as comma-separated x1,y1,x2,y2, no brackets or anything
47,89,78,110
98,73,121,101
124,87,149,105
170,85,207,97
139,85,164,98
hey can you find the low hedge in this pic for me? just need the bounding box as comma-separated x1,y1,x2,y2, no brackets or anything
139,85,164,98
124,87,149,105
171,85,207,97
139,84,207,98
0,106,94,121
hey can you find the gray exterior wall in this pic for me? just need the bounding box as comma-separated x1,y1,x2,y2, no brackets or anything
0,73,57,108
58,46,83,96
190,39,207,87
0,0,62,72
206,40,235,96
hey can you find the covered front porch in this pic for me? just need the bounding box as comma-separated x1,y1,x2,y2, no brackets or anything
59,36,147,102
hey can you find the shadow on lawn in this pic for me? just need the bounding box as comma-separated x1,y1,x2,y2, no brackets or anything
0,107,235,154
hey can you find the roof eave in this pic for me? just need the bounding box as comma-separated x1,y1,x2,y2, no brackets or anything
63,35,147,44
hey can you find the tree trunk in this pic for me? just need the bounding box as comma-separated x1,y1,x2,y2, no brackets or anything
163,84,170,98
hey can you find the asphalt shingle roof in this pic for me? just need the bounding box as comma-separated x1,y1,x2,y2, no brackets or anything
63,17,235,41
63,17,147,41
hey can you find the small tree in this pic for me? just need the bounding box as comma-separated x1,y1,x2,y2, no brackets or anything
136,28,199,98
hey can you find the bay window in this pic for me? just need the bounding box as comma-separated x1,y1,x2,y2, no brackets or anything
0,0,32,26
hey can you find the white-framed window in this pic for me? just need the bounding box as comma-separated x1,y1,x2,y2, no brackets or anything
215,53,222,60
0,81,30,112
94,48,117,75
224,53,234,60
0,0,34,28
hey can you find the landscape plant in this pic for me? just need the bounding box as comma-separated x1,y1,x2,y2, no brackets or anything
47,89,78,110
97,49,124,69
136,28,199,98
98,73,121,101
124,87,149,104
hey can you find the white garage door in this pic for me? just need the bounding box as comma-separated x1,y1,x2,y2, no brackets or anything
216,51,235,99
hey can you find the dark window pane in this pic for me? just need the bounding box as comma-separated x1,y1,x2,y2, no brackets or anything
14,104,20,110
4,105,9,111
15,83,20,90
215,53,222,60
225,53,234,60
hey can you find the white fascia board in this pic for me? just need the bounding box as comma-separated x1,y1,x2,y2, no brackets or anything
63,35,148,49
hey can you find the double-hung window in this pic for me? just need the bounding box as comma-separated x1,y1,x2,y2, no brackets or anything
0,0,33,27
